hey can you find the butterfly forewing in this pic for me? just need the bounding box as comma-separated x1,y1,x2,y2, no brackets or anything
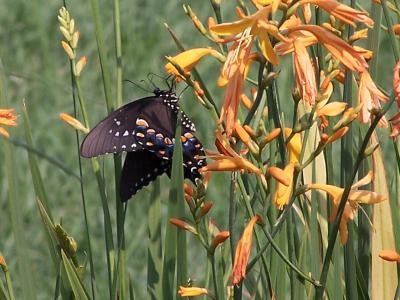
80,97,177,158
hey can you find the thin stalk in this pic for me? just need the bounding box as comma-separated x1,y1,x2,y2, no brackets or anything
88,0,114,112
74,73,115,298
1,263,15,300
209,255,220,300
113,0,125,297
69,63,96,299
7,138,80,180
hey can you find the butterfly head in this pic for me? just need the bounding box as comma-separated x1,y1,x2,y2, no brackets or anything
154,88,179,104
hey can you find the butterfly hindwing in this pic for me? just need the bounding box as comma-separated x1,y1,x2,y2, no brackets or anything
120,151,170,201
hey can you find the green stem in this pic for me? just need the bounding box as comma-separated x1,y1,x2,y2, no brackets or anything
88,0,114,112
209,255,220,300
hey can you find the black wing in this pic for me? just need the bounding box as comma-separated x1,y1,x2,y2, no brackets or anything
120,151,170,201
80,97,177,158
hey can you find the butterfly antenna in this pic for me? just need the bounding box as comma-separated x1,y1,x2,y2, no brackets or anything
178,84,190,98
123,79,152,93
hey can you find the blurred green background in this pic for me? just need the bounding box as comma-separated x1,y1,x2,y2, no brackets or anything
0,0,396,299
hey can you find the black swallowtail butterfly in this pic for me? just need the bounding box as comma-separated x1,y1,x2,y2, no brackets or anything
80,88,207,202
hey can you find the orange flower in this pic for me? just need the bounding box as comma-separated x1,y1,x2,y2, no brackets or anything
286,25,368,73
273,163,295,209
358,71,389,126
379,250,400,262
178,286,209,297
299,0,374,27
165,48,220,79
218,35,253,136
0,108,17,139
210,6,278,64
231,215,261,285
293,39,317,105
201,130,263,175
307,171,386,244
284,128,301,164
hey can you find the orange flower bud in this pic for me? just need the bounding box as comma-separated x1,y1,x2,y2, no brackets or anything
59,113,89,133
240,93,253,110
268,166,290,186
198,201,213,218
327,126,349,144
169,218,197,235
260,128,281,148
379,250,400,262
0,255,6,267
211,231,230,250
394,24,400,36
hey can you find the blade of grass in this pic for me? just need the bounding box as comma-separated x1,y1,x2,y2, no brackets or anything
0,277,8,300
162,111,186,299
113,0,126,297
371,133,397,300
61,251,90,300
88,0,114,112
147,180,162,300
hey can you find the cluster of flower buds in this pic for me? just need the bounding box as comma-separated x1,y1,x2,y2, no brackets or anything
169,178,230,255
58,7,87,77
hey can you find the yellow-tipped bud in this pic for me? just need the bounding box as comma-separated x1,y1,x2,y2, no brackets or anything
58,15,68,29
0,127,10,139
59,26,72,41
69,19,75,35
61,41,75,60
59,113,89,133
71,31,80,49
75,56,87,77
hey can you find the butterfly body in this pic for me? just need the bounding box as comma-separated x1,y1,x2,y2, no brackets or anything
80,89,206,202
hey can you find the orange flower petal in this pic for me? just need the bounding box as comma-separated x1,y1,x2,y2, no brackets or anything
300,0,374,27
231,215,261,285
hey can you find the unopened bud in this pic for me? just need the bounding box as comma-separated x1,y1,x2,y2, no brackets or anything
60,26,72,41
71,31,80,49
197,201,213,219
169,218,197,235
75,56,87,76
69,19,75,35
209,231,230,254
59,112,89,133
61,41,75,60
